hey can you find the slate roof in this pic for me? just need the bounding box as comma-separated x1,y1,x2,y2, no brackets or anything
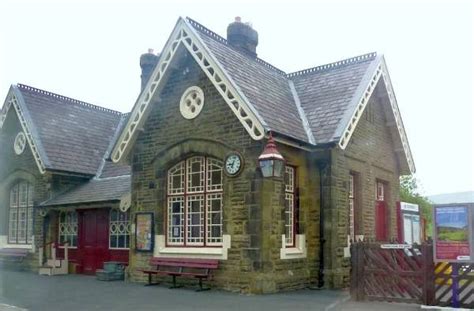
288,55,378,143
16,84,124,175
41,176,130,207
195,29,309,143
187,18,380,145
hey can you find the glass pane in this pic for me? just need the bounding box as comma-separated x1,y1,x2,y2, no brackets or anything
10,185,18,207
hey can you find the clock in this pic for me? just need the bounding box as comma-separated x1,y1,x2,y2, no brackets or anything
224,153,243,176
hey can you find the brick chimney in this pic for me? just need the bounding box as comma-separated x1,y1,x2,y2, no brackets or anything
227,17,258,58
140,48,159,91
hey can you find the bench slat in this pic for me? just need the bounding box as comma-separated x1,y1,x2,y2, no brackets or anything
0,248,29,257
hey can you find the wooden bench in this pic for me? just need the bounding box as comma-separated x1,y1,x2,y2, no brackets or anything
0,248,29,262
140,257,219,291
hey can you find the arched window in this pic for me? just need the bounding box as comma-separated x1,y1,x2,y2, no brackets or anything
8,181,34,244
167,156,223,246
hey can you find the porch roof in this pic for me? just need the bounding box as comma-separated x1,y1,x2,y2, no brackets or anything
40,175,130,207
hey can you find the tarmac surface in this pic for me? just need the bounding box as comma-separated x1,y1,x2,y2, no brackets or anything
0,269,420,311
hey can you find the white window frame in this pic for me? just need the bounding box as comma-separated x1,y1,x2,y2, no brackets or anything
349,173,355,241
8,181,34,245
284,166,295,247
167,156,223,247
109,208,131,250
58,211,78,248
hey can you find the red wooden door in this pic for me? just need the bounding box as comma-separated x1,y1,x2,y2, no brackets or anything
79,209,109,275
375,201,388,241
375,181,388,241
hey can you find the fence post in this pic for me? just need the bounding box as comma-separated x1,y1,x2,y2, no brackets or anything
350,242,365,301
422,242,435,305
350,242,358,299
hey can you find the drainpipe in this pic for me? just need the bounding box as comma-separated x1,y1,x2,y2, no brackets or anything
317,161,328,288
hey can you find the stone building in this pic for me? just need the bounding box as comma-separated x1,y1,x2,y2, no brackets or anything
0,84,131,274
0,17,415,293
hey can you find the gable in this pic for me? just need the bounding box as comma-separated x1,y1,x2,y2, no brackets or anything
111,18,266,163
335,58,415,174
0,86,48,174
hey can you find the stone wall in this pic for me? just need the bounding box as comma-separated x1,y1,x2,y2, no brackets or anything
128,47,322,293
0,107,89,271
324,83,402,288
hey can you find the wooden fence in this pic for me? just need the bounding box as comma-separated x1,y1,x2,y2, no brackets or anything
350,241,474,309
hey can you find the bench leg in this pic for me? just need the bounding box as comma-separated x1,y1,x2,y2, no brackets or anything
196,277,210,292
169,275,183,289
144,273,160,286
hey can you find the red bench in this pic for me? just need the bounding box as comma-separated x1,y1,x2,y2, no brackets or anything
140,257,219,291
0,248,29,262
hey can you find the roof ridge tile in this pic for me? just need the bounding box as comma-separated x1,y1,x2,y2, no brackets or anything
186,17,287,76
286,52,377,78
17,83,122,116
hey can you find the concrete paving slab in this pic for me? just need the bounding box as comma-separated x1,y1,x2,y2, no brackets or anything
0,269,420,311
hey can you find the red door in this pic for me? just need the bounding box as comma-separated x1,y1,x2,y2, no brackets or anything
79,209,110,275
375,181,388,241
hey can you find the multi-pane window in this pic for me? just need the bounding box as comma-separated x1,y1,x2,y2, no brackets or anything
167,156,223,246
109,208,130,249
58,211,78,247
349,174,355,241
284,166,295,247
8,182,34,244
376,181,385,201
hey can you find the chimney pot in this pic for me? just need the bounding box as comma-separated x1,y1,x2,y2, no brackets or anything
227,17,258,58
140,50,160,91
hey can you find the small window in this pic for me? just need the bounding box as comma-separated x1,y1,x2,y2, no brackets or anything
376,181,385,201
58,211,78,247
284,166,296,247
109,209,130,249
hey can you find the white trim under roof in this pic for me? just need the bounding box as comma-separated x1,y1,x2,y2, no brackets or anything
288,80,315,145
111,17,266,163
337,56,415,174
0,87,47,174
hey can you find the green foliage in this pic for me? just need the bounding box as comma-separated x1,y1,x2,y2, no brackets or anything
400,175,433,237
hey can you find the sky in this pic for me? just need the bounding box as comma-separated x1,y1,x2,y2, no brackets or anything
0,0,472,196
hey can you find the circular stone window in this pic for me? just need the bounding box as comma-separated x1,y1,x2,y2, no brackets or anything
180,86,204,120
14,132,27,155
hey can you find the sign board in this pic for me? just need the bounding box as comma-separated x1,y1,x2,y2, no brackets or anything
135,212,154,252
400,202,419,213
381,244,412,249
433,205,473,262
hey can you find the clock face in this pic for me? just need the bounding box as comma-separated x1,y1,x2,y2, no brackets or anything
225,154,242,176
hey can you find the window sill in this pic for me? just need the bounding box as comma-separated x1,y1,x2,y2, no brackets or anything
0,235,35,252
154,235,231,260
280,234,306,260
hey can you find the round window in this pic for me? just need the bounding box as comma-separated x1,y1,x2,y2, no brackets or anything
13,132,26,155
179,86,205,119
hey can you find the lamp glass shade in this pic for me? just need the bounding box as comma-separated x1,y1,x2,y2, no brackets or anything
259,159,274,177
273,159,284,177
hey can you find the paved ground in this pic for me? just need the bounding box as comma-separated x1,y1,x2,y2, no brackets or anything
0,269,420,311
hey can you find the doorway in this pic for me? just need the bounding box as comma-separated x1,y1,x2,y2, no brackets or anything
78,209,109,275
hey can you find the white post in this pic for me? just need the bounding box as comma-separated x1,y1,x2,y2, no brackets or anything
38,244,43,267
52,242,56,262
64,242,68,262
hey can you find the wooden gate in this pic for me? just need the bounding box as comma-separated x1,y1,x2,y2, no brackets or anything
351,241,474,309
350,241,434,304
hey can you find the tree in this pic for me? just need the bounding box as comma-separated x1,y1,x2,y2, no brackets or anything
400,175,433,238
